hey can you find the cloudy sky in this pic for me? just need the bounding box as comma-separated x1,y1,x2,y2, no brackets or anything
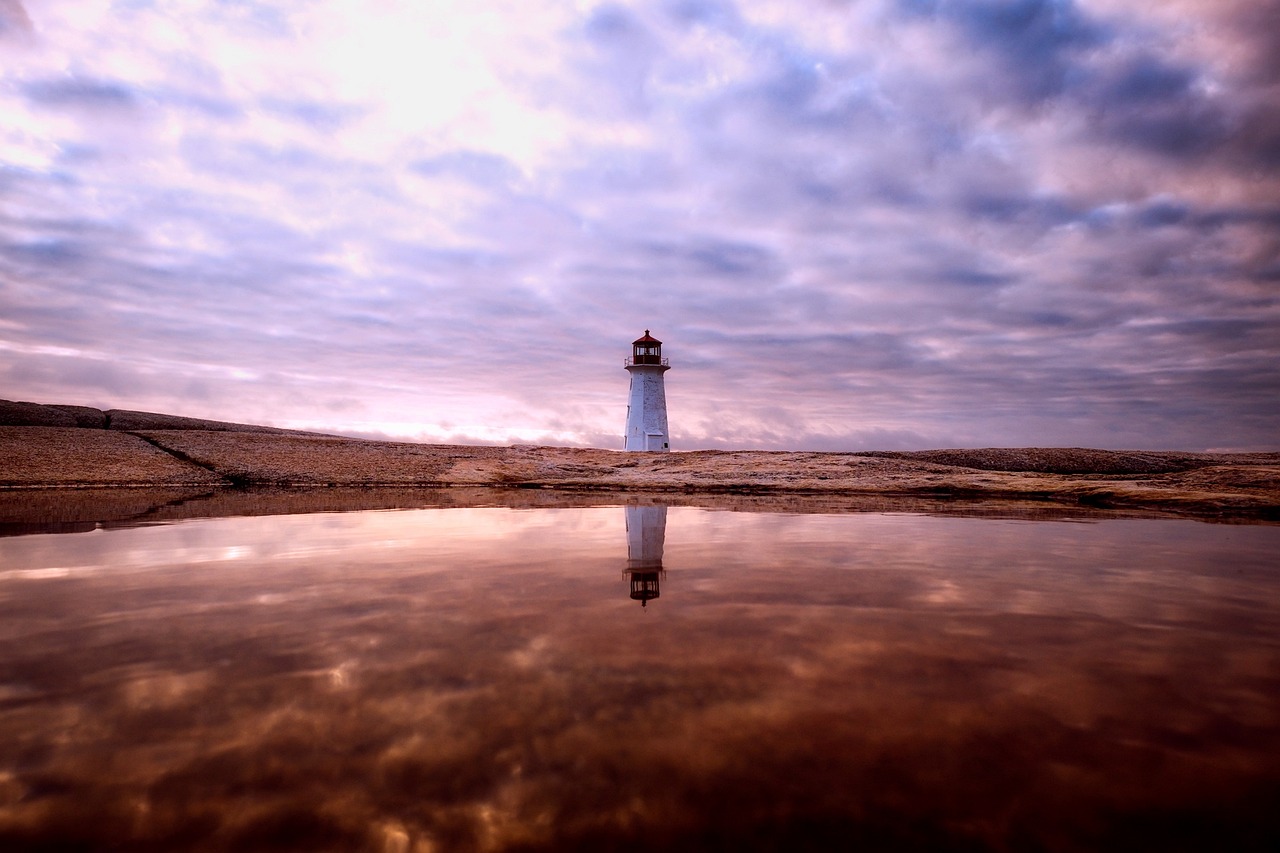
1,0,1277,450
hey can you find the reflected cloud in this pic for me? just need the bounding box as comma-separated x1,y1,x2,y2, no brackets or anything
0,507,1277,849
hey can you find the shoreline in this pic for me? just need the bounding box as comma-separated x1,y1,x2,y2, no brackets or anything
3,425,1278,521
0,485,1234,538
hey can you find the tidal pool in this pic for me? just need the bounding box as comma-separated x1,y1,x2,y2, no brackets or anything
0,499,1277,851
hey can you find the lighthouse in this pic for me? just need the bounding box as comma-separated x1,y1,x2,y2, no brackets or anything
624,330,671,451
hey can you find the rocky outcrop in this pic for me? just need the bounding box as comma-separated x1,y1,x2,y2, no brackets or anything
1,425,1276,518
105,409,309,434
0,400,84,427
2,400,1276,517
1,399,314,434
48,405,109,429
0,427,227,488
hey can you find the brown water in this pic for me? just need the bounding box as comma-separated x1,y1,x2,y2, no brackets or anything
0,501,1277,851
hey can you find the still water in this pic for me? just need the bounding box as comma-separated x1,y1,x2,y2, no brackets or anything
0,500,1277,851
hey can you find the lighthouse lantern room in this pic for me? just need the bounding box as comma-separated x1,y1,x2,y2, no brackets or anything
623,330,671,452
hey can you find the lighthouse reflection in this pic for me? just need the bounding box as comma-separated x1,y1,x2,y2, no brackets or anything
623,503,667,607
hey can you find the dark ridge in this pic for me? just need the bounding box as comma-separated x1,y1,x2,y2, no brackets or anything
0,399,320,435
48,404,107,429
106,409,313,435
853,448,1225,475
0,400,78,427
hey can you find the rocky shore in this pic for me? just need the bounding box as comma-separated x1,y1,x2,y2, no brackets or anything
2,399,1278,519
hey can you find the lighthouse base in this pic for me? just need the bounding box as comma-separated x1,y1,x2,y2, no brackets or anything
624,431,670,451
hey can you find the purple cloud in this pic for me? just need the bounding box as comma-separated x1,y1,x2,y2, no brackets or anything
0,1,1276,450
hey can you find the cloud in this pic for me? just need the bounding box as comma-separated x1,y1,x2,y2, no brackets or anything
0,1,1276,450
22,76,139,110
899,0,1108,103
409,151,524,187
0,0,31,37
258,97,364,132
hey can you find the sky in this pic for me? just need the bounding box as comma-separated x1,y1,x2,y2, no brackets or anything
1,0,1277,451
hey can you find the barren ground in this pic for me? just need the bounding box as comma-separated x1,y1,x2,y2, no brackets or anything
2,425,1277,519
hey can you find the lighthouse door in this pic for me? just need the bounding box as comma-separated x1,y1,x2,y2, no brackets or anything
645,432,664,451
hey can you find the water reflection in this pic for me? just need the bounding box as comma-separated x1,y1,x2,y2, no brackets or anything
624,503,666,607
0,507,1277,851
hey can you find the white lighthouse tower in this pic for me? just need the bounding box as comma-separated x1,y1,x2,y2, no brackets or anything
623,330,671,452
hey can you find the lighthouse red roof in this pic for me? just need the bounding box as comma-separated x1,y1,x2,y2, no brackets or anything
633,330,662,345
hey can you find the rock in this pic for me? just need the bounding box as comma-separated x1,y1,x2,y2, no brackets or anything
0,427,227,487
48,405,108,429
105,409,305,434
0,400,78,427
1,402,1276,519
